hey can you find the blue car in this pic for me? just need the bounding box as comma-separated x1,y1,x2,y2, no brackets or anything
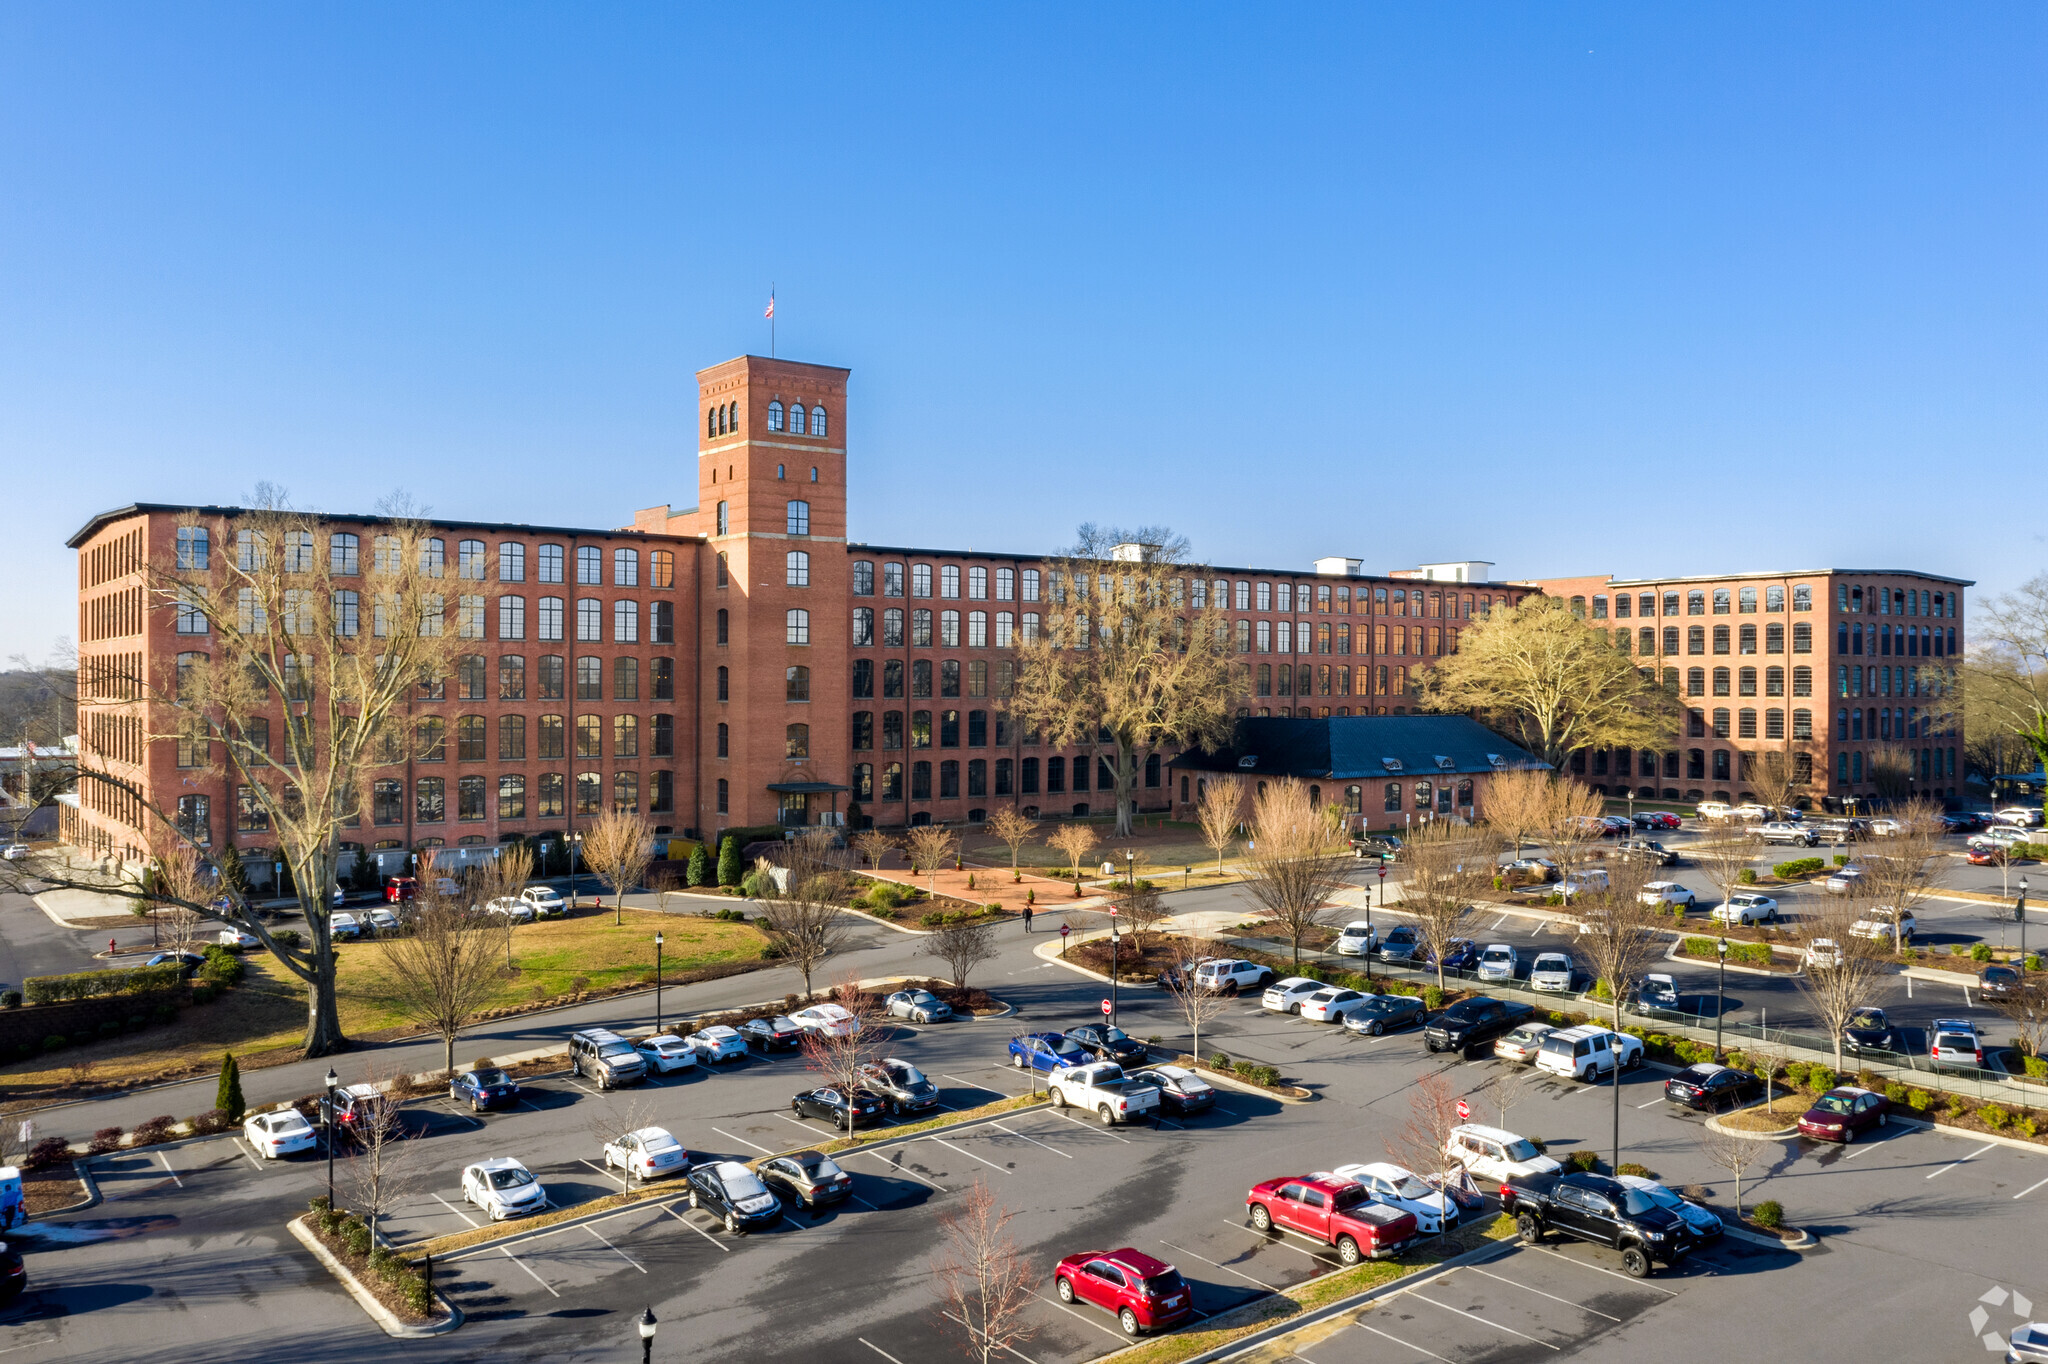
1432,939,1481,973
1008,1032,1091,1074
449,1067,522,1112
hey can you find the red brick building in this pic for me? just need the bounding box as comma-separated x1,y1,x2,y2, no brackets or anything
1518,570,1970,809
75,353,1957,869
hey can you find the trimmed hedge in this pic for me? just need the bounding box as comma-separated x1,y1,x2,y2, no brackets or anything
25,963,183,1005
1772,857,1826,879
1680,936,1774,967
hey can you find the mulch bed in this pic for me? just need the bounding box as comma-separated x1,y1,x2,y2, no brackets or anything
897,978,999,1015
300,1212,433,1324
1064,936,1184,982
22,1165,87,1215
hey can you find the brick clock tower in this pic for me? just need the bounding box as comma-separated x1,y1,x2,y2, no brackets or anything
684,356,851,834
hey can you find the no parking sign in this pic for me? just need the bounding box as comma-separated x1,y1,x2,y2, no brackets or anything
1456,1098,1470,1122
1101,999,1113,1016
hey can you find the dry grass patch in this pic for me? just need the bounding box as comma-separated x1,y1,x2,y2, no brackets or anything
1720,1094,1809,1132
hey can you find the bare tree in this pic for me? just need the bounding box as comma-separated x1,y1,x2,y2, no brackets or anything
1991,977,2048,1064
1478,1063,1540,1132
922,920,999,993
582,1090,663,1190
1010,525,1237,838
1161,934,1231,1064
149,837,213,955
1694,828,1760,925
1416,596,1678,770
799,975,891,1135
758,829,852,1001
1239,778,1353,968
1747,750,1802,822
1745,1040,1788,1109
905,824,961,899
1195,775,1244,875
931,1178,1040,1364
1047,823,1099,898
1481,767,1554,861
1859,797,1946,941
851,828,897,874
1698,1127,1771,1221
379,886,513,1077
982,809,1038,875
1572,857,1664,1030
5,495,465,1056
1117,878,1170,947
580,807,653,926
473,841,536,909
340,1075,424,1247
1402,821,1505,992
1538,779,1609,892
1383,1071,1467,1244
1794,894,1891,1072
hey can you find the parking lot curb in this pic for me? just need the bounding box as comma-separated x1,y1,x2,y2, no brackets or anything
1162,1056,1313,1104
1661,939,1802,979
55,1157,100,1215
1719,1221,1816,1251
1703,1110,1799,1140
1131,1233,1523,1364
288,1215,463,1338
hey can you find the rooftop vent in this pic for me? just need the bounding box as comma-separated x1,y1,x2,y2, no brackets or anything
1237,755,1258,770
1381,758,1404,773
1435,755,1456,771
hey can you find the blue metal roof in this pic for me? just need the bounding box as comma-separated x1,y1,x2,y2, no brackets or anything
1170,715,1548,781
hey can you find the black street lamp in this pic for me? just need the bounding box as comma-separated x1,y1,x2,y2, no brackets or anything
1108,910,1121,1025
1715,937,1729,1058
637,1306,657,1364
654,932,665,1035
2020,877,2031,965
323,1067,339,1209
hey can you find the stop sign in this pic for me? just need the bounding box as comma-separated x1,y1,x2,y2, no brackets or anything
1060,924,1070,938
1101,999,1113,1016
1456,1098,1470,1121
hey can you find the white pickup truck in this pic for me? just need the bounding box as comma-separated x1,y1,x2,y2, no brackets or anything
1046,1062,1161,1127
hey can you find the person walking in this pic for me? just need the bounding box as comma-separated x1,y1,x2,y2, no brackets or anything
1021,904,1033,934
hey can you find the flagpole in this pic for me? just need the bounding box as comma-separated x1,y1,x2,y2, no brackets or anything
770,283,776,358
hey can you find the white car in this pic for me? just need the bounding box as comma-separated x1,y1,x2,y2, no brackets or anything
365,908,401,934
1333,922,1377,956
1640,882,1695,909
1823,866,1864,893
1191,959,1274,995
1444,1123,1562,1182
689,1025,749,1063
789,1003,860,1037
1261,978,1324,1014
1972,826,2030,849
634,1034,699,1073
1730,803,1772,822
242,1108,317,1158
1848,906,1916,945
1865,818,1902,838
329,912,363,940
1695,801,1733,821
1528,953,1575,993
602,1126,690,1181
1710,893,1779,926
218,928,260,950
462,1157,548,1220
0,844,29,861
485,897,535,923
1297,988,1367,1024
1476,945,1517,982
1493,1021,1557,1064
519,885,568,916
1804,938,1843,971
1328,1161,1458,1235
1996,807,2044,828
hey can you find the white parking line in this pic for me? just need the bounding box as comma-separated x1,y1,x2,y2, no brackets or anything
928,1135,1011,1173
942,1308,1040,1363
2015,1176,2048,1201
584,1223,646,1272
1356,1321,1456,1362
661,1202,731,1251
986,1121,1072,1158
1405,1291,1559,1348
710,1126,779,1156
1636,1096,1666,1109
1218,1218,1339,1266
944,1071,1021,1095
1528,1245,1680,1295
860,1340,910,1364
1927,1142,1998,1180
498,1244,560,1296
229,1137,265,1171
1462,1265,1621,1322
433,1193,481,1228
565,1077,603,1098
1045,1108,1133,1143
156,1151,183,1188
1033,1289,1130,1342
1159,1239,1279,1294
1841,1128,1911,1160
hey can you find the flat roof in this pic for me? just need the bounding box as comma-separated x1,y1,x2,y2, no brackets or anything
846,543,1513,585
1517,568,1975,589
66,503,692,550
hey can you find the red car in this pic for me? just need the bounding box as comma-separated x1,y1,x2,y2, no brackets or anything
384,877,418,903
1634,812,1683,831
1246,1174,1417,1264
1052,1248,1193,1336
1968,845,2012,866
1797,1086,1891,1143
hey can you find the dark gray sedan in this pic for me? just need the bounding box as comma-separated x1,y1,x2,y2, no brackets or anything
1341,994,1429,1037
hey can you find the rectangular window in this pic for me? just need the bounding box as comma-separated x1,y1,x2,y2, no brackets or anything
538,597,563,642
614,599,638,643
577,546,601,585
498,714,527,761
614,657,639,701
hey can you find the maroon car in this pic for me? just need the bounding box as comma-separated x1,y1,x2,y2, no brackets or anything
1798,1086,1891,1143
1053,1247,1193,1336
1634,812,1683,831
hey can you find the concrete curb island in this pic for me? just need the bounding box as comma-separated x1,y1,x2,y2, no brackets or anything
288,1215,463,1338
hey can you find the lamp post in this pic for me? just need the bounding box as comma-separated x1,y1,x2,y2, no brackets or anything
1108,908,1120,1025
323,1067,339,1210
637,1306,657,1364
1715,937,1729,1058
2020,877,2031,965
654,932,665,1034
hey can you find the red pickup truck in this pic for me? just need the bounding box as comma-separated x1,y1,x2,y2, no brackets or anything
1246,1174,1417,1264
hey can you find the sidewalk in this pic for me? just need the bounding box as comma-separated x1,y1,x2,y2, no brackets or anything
860,859,1107,913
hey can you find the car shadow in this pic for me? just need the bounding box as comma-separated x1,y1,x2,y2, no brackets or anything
849,1176,935,1213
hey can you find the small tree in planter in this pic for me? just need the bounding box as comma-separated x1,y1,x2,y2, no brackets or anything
984,809,1038,879
1047,823,1099,897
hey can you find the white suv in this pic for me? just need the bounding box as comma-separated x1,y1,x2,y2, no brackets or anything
1193,959,1274,996
1443,1124,1562,1181
1848,906,1916,945
519,885,568,916
1262,978,1324,1014
1535,1025,1644,1083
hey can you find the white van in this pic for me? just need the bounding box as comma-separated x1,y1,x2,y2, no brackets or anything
1535,1025,1644,1083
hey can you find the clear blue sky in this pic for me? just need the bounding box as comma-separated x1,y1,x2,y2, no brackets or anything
4,6,2043,661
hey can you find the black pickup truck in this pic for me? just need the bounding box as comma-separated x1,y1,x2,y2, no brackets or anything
1498,1171,1698,1278
1421,996,1535,1055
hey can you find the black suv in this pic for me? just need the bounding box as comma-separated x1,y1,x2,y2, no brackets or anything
1422,996,1534,1055
0,1240,20,1303
1065,1024,1149,1068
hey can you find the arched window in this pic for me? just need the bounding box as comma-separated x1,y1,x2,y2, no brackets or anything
707,408,717,439
767,400,784,431
716,722,729,757
810,466,818,482
1383,782,1402,813
789,402,806,434
786,724,810,759
811,406,827,437
787,550,810,587
852,561,874,596
776,464,785,480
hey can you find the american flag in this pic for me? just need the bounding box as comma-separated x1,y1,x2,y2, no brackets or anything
764,293,775,320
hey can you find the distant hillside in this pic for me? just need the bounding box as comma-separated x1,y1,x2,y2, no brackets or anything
0,668,75,747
